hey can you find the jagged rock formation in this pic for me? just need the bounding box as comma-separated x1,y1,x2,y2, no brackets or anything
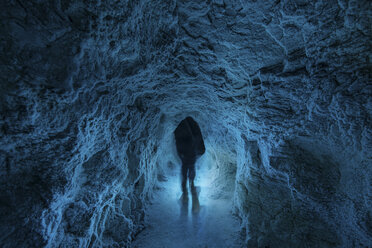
0,0,371,247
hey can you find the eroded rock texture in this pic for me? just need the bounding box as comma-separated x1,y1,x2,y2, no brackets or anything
0,0,371,247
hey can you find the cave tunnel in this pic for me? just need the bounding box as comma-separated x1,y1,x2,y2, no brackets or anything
0,0,371,247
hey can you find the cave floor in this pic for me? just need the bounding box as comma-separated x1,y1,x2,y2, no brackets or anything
132,167,243,248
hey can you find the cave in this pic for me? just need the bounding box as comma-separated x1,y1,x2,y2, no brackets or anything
0,0,371,247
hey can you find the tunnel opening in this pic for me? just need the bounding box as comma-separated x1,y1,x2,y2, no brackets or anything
132,115,243,247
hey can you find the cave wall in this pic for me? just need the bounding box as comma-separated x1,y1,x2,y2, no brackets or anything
0,1,171,247
1,0,371,247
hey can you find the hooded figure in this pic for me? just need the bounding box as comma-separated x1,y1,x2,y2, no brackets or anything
174,116,205,193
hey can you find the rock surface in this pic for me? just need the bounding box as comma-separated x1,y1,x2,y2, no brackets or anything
0,0,371,247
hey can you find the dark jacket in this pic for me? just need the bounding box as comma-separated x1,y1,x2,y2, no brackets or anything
174,117,205,162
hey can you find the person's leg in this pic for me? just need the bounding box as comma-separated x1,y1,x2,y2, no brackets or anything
188,162,200,213
181,163,188,193
188,163,196,189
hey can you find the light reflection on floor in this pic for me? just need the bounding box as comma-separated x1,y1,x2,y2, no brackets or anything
133,162,243,248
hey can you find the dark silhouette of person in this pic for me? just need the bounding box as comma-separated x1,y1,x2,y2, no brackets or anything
174,116,205,195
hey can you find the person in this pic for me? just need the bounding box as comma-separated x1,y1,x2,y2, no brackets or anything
174,116,205,195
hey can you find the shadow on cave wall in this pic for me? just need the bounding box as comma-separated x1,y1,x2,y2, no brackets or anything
236,136,344,247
